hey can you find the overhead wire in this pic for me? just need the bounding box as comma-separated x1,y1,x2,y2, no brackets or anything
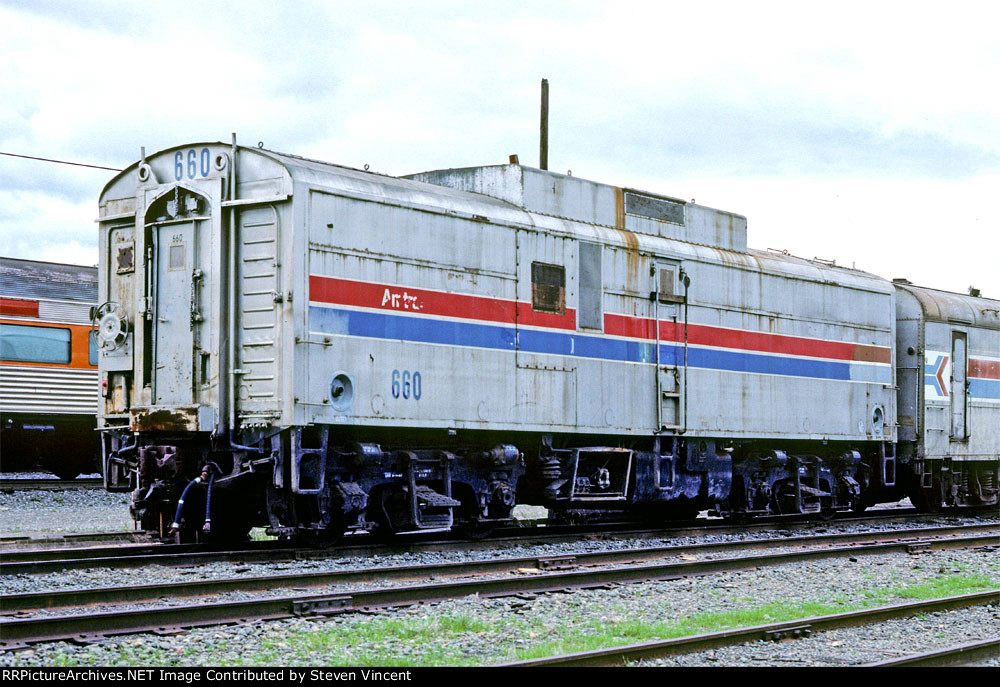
0,151,123,172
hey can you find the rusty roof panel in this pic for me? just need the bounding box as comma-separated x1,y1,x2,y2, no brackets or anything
0,257,97,303
894,282,1000,330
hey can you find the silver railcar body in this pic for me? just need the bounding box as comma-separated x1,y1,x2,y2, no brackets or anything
99,148,896,437
895,282,1000,507
95,142,922,538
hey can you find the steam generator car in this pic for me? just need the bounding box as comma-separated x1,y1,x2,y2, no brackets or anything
94,141,999,540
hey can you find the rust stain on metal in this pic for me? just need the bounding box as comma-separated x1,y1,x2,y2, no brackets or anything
614,186,626,229
612,190,641,292
616,230,641,292
712,246,742,267
130,406,199,432
103,198,136,218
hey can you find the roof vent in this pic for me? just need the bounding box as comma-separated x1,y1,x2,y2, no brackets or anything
624,191,685,226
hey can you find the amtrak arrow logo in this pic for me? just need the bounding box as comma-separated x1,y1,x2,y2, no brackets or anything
924,354,949,397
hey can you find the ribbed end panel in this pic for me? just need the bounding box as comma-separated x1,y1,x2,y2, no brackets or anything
38,301,92,325
0,365,99,414
236,206,281,423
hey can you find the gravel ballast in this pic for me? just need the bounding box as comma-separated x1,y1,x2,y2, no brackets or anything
3,509,996,597
1,546,996,666
1,479,997,667
637,604,1000,667
0,488,132,537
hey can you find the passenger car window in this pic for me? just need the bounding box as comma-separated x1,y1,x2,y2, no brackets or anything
89,330,99,366
0,324,72,364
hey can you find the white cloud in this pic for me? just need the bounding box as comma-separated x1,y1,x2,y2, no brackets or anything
1,0,998,296
674,174,1000,296
0,189,99,264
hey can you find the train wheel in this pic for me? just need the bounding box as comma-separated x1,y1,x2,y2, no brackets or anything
53,467,83,480
909,486,943,513
673,504,703,522
205,520,254,544
549,509,595,525
295,526,345,548
455,520,496,540
364,486,399,539
724,510,752,525
168,526,201,545
817,497,837,521
367,520,397,542
643,502,701,523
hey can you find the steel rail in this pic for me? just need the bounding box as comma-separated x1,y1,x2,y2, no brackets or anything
2,520,995,571
4,527,993,614
0,533,995,648
0,516,767,559
0,506,966,556
0,503,918,552
863,637,1000,667
0,479,103,492
0,531,149,549
500,592,1000,667
3,518,995,576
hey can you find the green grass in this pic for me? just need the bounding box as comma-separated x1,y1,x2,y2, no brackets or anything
507,572,999,663
261,571,998,666
887,572,995,600
25,568,1000,667
252,613,500,666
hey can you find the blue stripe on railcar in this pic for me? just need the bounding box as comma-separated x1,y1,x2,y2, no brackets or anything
969,378,1000,400
310,305,892,385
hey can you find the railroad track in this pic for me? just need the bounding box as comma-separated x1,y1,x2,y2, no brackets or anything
864,637,1000,667
0,478,103,492
0,530,149,548
0,514,995,575
500,592,1000,666
0,525,996,649
0,505,945,551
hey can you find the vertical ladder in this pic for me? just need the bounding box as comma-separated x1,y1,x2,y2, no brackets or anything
659,364,682,431
654,262,686,434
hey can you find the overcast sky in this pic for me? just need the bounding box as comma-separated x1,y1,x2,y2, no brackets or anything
2,0,998,297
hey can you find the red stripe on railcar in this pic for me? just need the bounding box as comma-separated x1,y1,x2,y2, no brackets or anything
0,298,39,317
311,275,890,363
969,358,1000,380
309,275,578,331
604,314,890,363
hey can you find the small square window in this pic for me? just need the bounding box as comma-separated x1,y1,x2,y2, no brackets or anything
531,262,565,314
656,266,686,303
658,268,675,301
169,243,186,271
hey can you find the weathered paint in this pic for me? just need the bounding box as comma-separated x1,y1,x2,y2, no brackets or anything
97,143,899,447
0,298,39,317
895,282,1000,463
129,405,201,432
